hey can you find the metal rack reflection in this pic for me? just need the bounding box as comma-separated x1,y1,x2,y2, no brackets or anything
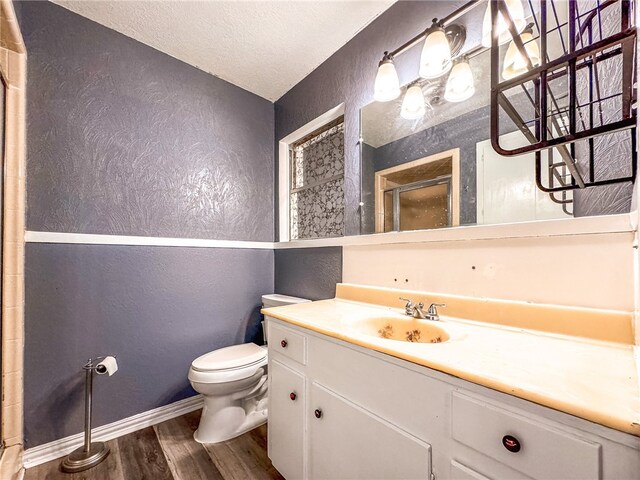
489,0,637,207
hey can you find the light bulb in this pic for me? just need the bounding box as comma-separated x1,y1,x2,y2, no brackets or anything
419,26,452,79
481,0,527,47
444,59,475,103
401,85,426,120
502,30,541,80
374,54,401,102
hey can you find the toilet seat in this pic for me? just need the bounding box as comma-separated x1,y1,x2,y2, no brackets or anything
188,343,267,384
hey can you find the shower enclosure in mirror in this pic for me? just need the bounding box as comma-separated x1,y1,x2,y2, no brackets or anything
359,0,636,235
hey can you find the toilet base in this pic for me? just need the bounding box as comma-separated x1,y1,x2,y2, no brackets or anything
194,409,267,444
193,386,268,444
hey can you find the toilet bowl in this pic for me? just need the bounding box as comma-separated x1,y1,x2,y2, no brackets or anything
189,343,268,443
188,294,310,444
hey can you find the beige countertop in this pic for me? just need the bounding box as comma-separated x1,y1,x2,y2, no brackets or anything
262,285,640,437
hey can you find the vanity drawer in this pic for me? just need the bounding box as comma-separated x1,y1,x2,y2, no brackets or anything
451,392,601,480
269,321,307,366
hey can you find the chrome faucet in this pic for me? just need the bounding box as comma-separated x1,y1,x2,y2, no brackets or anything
399,298,446,321
399,297,426,319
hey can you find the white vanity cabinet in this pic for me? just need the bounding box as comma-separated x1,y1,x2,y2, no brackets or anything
266,317,640,480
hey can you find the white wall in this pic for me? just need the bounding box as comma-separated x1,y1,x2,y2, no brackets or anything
343,231,635,311
476,132,570,225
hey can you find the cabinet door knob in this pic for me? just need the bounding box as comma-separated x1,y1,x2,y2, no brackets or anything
280,339,288,348
502,434,521,453
289,392,297,401
314,408,322,419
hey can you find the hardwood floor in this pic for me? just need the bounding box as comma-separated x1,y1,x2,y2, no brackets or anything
25,410,284,480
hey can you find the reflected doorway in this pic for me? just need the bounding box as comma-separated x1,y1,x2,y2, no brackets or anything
375,149,460,233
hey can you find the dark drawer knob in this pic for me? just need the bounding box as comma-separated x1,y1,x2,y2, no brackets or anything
280,339,288,348
314,408,322,419
502,435,521,453
289,392,297,401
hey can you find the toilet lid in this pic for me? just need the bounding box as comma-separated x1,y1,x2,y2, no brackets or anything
191,343,267,372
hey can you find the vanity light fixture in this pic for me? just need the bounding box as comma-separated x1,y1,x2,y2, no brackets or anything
444,57,475,103
374,51,401,102
419,19,453,79
373,16,466,103
373,0,532,107
502,24,541,80
481,0,527,47
401,83,427,120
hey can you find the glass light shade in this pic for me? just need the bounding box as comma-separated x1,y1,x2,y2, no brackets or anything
502,31,541,79
444,60,475,103
401,85,426,120
481,0,527,47
419,28,452,79
374,60,401,102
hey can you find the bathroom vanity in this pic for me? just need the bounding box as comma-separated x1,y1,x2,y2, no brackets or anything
263,285,640,480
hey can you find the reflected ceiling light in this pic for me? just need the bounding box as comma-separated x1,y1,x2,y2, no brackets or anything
481,0,527,47
401,84,426,120
419,20,452,79
374,51,401,102
444,57,475,103
502,25,541,79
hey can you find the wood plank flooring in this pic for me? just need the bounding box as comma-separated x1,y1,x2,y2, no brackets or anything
25,410,284,480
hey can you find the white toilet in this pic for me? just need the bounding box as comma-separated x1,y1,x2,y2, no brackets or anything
188,293,310,444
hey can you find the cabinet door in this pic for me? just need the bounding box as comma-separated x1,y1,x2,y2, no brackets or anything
309,382,432,480
268,359,305,480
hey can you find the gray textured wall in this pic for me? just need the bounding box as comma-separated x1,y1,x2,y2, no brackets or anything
24,243,273,448
19,1,277,449
274,247,342,301
22,1,274,241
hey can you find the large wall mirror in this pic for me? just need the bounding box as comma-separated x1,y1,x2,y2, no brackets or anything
359,0,636,235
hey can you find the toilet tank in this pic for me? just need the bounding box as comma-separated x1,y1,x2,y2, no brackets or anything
262,294,311,309
261,294,310,344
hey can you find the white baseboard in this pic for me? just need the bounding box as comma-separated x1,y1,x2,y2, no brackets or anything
22,394,203,469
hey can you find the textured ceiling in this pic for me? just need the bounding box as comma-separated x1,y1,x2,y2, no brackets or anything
52,0,396,101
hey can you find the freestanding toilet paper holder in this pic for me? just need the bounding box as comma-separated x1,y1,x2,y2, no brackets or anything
61,356,117,473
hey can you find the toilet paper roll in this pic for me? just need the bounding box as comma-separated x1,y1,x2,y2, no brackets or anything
95,356,118,376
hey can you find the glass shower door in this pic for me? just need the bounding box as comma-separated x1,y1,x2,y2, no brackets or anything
384,176,452,232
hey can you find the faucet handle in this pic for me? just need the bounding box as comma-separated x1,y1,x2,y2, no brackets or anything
399,297,414,315
426,303,446,320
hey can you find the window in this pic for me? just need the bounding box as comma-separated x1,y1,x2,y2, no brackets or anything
288,116,345,240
